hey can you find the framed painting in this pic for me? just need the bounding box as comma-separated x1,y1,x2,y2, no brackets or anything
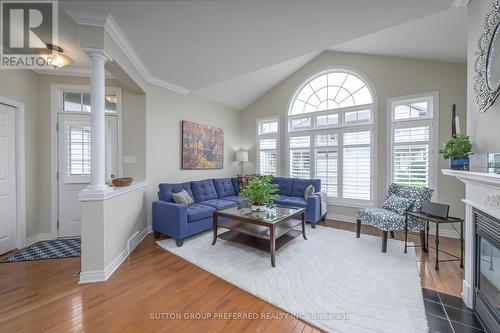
181,120,224,169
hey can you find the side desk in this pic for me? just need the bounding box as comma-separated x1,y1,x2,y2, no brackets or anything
404,211,464,271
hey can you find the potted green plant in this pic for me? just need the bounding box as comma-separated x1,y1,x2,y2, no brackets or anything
239,175,279,211
438,133,472,171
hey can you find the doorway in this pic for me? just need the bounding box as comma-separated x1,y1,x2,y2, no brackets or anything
0,104,17,254
53,85,121,238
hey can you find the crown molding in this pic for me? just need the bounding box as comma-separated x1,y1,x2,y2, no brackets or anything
451,0,470,7
32,66,115,79
64,7,108,26
63,7,190,95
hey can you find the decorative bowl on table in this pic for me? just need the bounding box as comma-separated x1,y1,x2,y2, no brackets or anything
112,177,133,187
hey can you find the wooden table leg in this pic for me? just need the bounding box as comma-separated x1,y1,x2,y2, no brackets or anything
435,223,440,271
212,214,218,246
301,211,307,240
270,225,276,267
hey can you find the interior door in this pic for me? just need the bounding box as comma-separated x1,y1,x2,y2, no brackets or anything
58,114,117,238
0,104,17,255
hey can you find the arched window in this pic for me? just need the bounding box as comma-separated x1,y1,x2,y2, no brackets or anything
287,70,375,204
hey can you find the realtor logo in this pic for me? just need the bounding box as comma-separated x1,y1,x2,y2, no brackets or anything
1,0,58,68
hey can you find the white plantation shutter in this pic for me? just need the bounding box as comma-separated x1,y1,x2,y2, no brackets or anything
392,125,430,187
257,117,279,175
315,149,337,197
259,138,277,175
290,136,310,179
393,144,429,186
390,94,436,190
290,150,310,179
342,131,371,200
343,147,371,200
66,125,91,176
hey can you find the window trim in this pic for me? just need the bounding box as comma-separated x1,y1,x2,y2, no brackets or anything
286,68,377,207
53,84,123,182
256,116,280,176
387,91,439,198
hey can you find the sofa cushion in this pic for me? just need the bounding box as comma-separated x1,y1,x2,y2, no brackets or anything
213,178,236,198
357,208,406,232
199,199,237,210
222,195,248,204
231,178,240,195
382,194,413,215
272,195,289,205
272,177,294,196
158,182,193,202
291,179,321,198
279,196,307,208
190,179,218,203
187,204,216,222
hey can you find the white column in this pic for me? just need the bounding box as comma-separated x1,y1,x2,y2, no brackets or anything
82,50,112,195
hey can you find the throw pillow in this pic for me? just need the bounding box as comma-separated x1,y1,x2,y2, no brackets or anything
383,194,414,215
172,189,194,206
304,184,315,200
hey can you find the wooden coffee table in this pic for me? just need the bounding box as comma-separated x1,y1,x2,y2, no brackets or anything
212,205,306,267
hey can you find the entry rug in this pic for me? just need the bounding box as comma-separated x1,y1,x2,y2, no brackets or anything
157,226,428,333
1,239,80,263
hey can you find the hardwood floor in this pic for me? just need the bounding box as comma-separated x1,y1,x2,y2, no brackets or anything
0,220,464,332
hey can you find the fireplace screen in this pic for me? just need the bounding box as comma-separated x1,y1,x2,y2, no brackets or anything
478,236,500,316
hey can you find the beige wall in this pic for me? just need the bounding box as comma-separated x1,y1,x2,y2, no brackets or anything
467,0,500,152
144,84,240,224
240,51,467,220
0,71,147,238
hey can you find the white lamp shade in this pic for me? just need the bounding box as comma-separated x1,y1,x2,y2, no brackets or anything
236,150,248,162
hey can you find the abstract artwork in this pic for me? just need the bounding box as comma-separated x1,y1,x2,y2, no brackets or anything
182,120,223,169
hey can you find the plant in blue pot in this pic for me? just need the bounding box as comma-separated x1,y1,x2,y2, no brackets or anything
439,133,472,171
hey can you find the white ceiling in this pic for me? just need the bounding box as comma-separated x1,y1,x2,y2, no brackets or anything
330,7,467,64
194,51,320,110
61,0,452,90
57,0,466,110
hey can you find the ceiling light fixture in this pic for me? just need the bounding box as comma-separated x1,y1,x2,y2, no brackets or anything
37,44,73,69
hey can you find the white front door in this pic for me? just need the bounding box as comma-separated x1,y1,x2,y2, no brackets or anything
0,104,16,255
58,114,118,237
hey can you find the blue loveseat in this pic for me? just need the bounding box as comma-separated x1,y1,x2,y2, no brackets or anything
152,177,325,246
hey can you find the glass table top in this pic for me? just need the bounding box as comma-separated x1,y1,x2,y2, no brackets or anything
217,205,303,224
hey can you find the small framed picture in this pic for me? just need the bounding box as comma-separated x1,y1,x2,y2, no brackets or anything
488,153,500,173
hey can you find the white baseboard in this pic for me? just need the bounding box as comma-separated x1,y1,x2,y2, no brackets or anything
79,225,152,284
326,214,461,239
327,213,357,223
24,233,55,247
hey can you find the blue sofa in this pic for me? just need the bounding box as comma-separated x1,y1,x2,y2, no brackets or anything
152,177,325,246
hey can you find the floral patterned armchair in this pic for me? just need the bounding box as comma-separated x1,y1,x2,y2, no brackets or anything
356,183,434,252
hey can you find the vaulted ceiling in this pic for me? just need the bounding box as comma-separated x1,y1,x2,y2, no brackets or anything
59,0,465,109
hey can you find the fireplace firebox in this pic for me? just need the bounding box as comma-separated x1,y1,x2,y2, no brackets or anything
474,209,500,333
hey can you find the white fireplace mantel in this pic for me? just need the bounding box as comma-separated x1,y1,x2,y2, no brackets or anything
442,169,500,309
442,169,500,190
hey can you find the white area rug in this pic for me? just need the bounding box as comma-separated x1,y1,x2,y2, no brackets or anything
157,225,428,333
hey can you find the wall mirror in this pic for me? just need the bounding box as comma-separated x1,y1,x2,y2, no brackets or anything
487,24,500,92
474,0,500,112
